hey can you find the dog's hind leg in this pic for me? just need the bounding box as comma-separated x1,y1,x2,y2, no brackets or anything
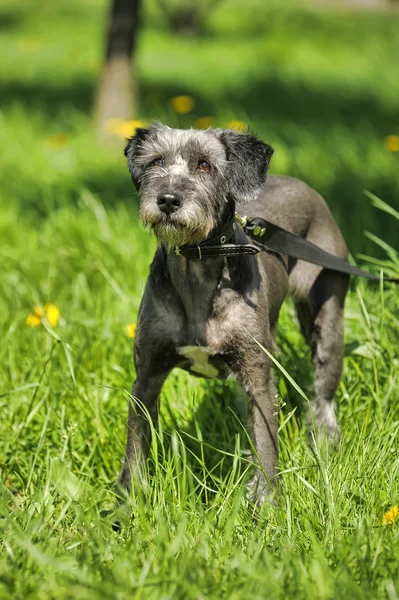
292,266,349,440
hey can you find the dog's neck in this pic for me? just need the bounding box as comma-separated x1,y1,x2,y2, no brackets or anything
166,250,226,339
173,195,238,260
164,200,235,339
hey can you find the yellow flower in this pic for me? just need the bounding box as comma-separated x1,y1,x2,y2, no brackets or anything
26,313,42,327
125,323,136,338
227,120,247,132
47,133,69,149
26,306,44,327
45,304,60,327
105,119,148,139
384,135,399,153
170,95,195,114
195,117,215,130
25,304,60,328
382,505,399,525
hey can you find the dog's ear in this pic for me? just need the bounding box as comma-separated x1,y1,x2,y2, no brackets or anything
124,127,151,190
220,130,273,204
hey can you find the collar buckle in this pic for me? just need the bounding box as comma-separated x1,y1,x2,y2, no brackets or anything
235,213,248,228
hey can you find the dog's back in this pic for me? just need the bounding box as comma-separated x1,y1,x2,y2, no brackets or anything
249,175,349,439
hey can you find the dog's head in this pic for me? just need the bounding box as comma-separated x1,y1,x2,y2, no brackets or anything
125,123,273,248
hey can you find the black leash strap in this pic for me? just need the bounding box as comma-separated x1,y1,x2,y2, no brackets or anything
173,195,398,283
243,216,399,283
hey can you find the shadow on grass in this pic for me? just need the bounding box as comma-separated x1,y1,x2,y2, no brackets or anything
0,79,95,116
159,381,248,499
2,71,397,128
157,344,313,501
0,11,25,30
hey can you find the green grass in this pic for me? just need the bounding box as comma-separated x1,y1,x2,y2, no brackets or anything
1,1,399,598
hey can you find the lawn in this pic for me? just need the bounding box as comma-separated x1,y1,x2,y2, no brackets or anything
1,0,399,598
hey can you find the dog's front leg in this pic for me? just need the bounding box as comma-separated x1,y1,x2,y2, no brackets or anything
237,360,278,507
118,371,170,496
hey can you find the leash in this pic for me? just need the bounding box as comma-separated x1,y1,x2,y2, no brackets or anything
174,198,399,283
241,215,399,283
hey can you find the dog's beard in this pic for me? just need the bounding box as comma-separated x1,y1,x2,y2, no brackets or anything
139,201,215,250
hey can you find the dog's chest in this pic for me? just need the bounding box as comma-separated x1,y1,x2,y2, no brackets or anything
174,287,243,379
177,345,230,379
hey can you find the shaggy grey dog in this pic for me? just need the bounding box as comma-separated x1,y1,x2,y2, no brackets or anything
120,123,349,505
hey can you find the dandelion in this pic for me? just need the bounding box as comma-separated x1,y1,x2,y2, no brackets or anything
26,304,60,328
382,505,399,525
47,133,69,149
195,117,215,130
384,135,399,153
227,120,247,132
105,119,148,139
125,323,136,338
26,306,43,327
45,304,61,327
170,95,195,114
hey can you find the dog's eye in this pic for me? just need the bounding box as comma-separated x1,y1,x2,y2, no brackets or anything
198,160,210,172
153,157,165,167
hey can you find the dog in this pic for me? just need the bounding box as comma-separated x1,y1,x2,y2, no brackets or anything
119,123,349,505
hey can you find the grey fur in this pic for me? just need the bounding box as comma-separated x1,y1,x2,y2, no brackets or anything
120,124,349,505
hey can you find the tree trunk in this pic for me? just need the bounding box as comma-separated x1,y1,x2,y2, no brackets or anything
95,0,140,133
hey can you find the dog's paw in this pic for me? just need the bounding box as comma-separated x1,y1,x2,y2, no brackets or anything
101,501,134,532
99,508,123,531
309,399,340,445
247,474,277,508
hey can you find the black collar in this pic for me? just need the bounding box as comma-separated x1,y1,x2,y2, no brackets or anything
174,197,259,260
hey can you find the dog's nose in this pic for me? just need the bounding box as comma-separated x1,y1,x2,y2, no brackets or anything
157,192,183,214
